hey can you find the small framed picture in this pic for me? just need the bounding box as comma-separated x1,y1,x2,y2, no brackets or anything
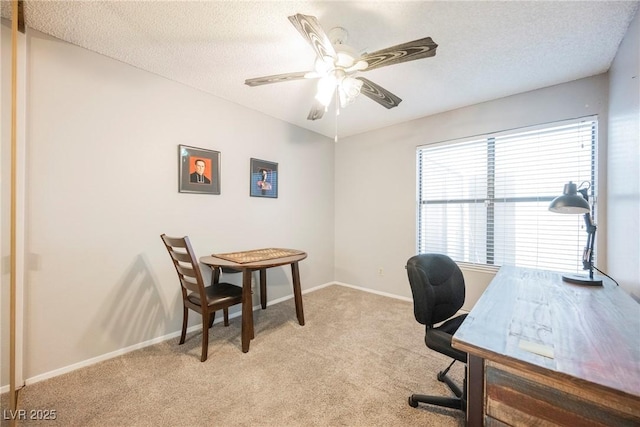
250,158,278,198
178,145,221,194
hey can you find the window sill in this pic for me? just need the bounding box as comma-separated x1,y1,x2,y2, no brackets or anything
458,262,500,275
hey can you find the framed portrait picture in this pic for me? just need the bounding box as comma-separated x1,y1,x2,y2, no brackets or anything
178,145,221,194
250,158,278,198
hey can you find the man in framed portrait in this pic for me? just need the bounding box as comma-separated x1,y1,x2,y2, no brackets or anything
257,168,272,191
190,158,211,184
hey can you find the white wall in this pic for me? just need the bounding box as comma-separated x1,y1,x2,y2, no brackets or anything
335,75,610,310
1,29,334,383
608,8,640,300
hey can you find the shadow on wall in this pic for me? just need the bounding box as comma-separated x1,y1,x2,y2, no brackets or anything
82,253,177,353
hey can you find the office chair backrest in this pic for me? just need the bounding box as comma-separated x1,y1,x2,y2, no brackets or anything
406,253,465,327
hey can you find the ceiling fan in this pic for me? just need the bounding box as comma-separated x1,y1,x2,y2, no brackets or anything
245,13,438,121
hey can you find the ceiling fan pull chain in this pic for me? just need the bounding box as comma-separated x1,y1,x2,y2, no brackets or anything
335,89,339,143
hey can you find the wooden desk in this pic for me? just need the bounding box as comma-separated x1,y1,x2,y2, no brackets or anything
453,266,640,426
199,249,307,353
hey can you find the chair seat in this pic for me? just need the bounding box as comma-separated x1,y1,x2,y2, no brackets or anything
426,314,467,362
187,282,242,307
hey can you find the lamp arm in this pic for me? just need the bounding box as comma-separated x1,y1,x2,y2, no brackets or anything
582,213,596,278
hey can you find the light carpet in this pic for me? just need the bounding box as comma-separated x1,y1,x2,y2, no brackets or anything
3,285,465,426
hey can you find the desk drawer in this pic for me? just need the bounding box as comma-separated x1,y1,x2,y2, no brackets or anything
485,361,640,426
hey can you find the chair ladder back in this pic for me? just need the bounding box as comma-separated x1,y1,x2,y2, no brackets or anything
161,234,206,296
161,234,188,249
179,275,200,294
170,250,191,263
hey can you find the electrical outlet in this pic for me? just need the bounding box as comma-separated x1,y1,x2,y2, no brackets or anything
251,275,256,290
378,268,384,277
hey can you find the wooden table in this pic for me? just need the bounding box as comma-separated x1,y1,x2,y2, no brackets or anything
199,249,307,353
453,266,640,426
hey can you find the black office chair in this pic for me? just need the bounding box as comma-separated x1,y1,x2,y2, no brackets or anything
406,253,467,413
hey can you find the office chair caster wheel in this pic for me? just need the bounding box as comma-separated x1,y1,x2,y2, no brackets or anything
408,396,418,408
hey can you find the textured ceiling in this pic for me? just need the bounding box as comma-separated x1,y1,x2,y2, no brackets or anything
2,1,639,139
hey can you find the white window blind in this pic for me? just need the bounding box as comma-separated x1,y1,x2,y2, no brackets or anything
417,116,598,273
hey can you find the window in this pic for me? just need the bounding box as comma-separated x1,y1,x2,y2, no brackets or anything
417,116,598,273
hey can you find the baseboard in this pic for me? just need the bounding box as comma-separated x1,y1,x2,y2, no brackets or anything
332,281,413,302
18,327,196,389
0,281,338,393
332,281,469,315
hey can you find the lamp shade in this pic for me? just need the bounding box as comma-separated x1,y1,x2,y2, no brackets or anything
549,181,590,214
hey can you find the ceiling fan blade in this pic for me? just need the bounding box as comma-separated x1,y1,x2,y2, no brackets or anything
307,100,326,121
245,71,311,87
359,37,437,71
288,14,336,61
356,77,402,109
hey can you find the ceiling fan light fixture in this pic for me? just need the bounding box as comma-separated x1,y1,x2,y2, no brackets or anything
316,75,338,106
315,56,334,74
335,53,353,68
334,43,360,67
346,60,368,73
338,77,363,108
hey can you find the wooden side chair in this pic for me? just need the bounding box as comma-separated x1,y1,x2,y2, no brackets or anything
160,234,242,361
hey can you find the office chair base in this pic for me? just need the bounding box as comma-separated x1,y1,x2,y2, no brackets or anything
408,394,465,411
438,370,463,398
408,362,467,413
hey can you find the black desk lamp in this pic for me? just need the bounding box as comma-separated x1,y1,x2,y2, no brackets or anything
548,181,602,286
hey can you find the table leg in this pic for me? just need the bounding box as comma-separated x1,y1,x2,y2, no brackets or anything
241,269,254,353
291,262,305,326
466,354,484,427
260,269,267,309
211,266,221,286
